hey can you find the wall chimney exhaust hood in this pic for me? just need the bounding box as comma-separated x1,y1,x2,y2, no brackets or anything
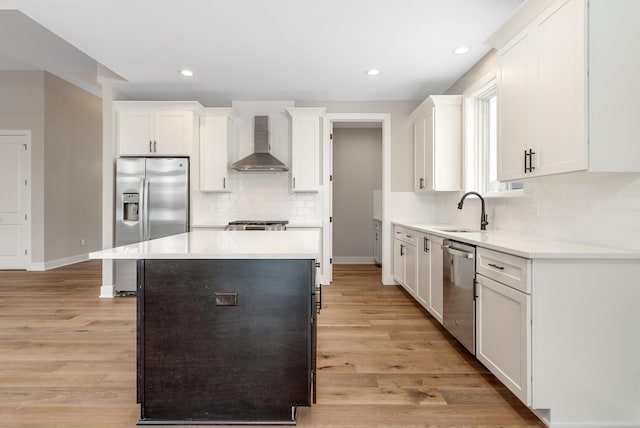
231,116,289,171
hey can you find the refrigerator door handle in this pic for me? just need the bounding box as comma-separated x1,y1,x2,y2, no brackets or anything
138,177,146,242
143,177,150,241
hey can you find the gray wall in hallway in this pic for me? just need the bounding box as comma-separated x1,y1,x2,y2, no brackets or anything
332,127,382,261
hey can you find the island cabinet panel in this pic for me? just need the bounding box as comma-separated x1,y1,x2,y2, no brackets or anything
137,259,316,425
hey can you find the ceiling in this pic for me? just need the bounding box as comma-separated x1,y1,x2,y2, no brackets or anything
0,0,524,102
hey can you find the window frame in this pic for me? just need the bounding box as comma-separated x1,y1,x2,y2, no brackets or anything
463,73,524,198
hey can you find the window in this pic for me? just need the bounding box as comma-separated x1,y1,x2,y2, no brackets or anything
464,76,522,195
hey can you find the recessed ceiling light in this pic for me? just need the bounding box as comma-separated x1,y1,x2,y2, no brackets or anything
453,46,470,55
366,69,380,76
179,69,194,77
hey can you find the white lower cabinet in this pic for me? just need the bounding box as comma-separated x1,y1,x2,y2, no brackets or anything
393,225,417,296
416,234,430,308
476,247,531,406
391,223,640,427
427,235,443,323
410,230,444,324
476,274,531,405
404,243,417,296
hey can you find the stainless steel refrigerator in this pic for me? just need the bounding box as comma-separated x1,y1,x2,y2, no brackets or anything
114,157,189,293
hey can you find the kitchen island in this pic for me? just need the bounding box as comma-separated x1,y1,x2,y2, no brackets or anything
90,230,320,425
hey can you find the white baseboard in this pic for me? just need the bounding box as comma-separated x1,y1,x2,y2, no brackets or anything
100,285,115,299
29,253,89,271
333,257,376,264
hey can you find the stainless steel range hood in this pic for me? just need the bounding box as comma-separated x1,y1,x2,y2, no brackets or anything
232,116,289,171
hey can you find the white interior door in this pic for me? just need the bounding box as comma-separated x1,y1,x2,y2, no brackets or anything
0,133,31,269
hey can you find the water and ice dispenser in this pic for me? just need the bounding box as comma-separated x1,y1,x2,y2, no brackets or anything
122,193,139,221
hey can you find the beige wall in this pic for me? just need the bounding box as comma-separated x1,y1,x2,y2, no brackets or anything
295,100,419,192
332,128,382,260
0,71,46,263
0,71,102,266
44,73,102,261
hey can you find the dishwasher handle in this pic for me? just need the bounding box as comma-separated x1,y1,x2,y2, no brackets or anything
442,245,475,259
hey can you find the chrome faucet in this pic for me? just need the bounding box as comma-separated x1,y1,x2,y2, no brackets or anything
457,191,489,231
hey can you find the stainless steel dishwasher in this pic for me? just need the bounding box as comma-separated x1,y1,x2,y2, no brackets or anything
442,239,476,354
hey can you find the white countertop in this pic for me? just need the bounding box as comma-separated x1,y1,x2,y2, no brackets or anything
394,222,640,259
89,230,320,260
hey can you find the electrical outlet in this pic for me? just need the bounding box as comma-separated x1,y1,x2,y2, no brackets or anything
80,239,85,246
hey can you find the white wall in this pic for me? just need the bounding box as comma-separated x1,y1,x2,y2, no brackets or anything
440,51,640,251
332,128,381,262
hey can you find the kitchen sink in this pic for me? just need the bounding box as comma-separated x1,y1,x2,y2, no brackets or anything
437,228,476,233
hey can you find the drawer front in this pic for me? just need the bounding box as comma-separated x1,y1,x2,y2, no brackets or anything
393,226,417,246
477,247,531,293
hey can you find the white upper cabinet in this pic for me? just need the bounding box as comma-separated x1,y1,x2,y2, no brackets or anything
497,30,533,181
412,95,462,192
492,0,640,180
115,101,202,156
200,109,235,193
286,107,326,192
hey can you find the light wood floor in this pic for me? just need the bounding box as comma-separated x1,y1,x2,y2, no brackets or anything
0,261,544,428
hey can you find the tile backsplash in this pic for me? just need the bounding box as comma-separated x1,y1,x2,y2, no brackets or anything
436,173,640,251
192,172,322,226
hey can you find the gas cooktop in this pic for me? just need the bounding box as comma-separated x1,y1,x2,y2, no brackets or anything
227,220,289,226
226,220,289,231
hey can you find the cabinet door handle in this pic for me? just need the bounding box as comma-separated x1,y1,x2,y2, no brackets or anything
488,263,505,270
400,244,405,256
293,177,296,189
524,149,536,173
419,177,425,189
424,237,429,252
316,284,322,313
405,234,412,239
223,177,226,189
149,140,153,153
153,140,157,152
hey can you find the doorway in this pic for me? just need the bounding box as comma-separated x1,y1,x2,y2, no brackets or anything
0,131,32,269
322,113,392,285
331,124,382,266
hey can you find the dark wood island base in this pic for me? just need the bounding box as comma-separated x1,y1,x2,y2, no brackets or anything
136,259,317,425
